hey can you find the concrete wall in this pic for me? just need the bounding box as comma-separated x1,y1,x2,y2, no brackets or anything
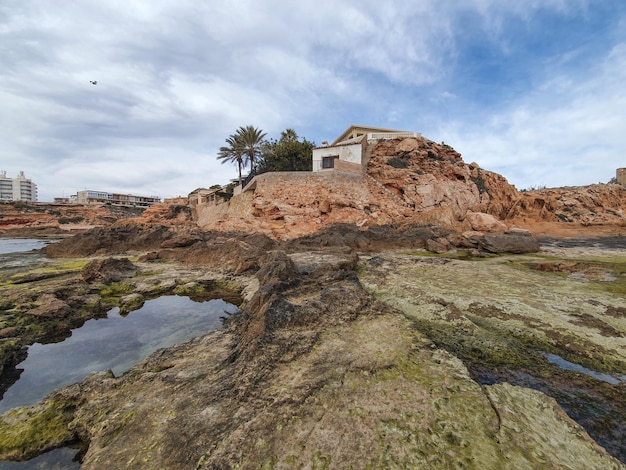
333,159,362,175
195,190,255,228
194,171,365,230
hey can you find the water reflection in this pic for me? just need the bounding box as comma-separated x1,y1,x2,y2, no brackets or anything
541,352,626,385
0,238,55,255
0,296,237,412
0,447,81,470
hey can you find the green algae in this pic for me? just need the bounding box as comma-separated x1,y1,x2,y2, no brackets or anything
311,451,331,469
99,282,133,308
0,400,76,461
403,249,496,261
509,254,626,295
173,279,244,305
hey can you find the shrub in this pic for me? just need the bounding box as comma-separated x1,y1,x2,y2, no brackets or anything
388,157,408,169
58,216,84,224
471,172,489,195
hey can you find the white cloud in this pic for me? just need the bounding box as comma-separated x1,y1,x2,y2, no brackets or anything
438,41,626,188
0,0,624,201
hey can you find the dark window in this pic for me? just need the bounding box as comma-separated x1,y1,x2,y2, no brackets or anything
322,156,338,169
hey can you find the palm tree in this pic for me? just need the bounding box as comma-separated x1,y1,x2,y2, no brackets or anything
217,135,246,184
234,125,267,173
280,128,298,143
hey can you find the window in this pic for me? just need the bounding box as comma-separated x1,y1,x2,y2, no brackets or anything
322,156,338,169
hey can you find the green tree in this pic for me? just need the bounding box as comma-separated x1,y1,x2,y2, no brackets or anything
258,128,314,173
217,135,246,184
234,125,267,173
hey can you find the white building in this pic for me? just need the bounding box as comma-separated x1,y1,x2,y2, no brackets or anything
0,171,38,202
312,125,421,174
76,190,161,207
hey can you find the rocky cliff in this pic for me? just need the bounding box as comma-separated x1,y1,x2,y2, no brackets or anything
507,184,626,236
0,202,148,236
189,136,625,239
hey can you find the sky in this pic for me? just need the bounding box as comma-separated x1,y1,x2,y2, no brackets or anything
1,0,625,202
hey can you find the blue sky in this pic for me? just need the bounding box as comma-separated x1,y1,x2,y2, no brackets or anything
1,0,625,202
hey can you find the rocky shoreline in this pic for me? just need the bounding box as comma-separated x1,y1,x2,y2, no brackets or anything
0,222,624,468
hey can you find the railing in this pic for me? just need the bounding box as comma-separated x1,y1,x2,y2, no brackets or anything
367,132,421,140
336,136,365,146
241,168,257,189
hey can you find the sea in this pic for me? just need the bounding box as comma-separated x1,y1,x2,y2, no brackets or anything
0,238,53,255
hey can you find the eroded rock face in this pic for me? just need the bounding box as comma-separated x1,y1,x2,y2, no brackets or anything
367,138,519,220
0,202,146,235
192,137,625,240
508,184,626,227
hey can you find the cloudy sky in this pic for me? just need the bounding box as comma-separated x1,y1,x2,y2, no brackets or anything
1,1,625,202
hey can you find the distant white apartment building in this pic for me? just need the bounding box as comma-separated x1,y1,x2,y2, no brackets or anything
0,171,38,202
76,190,161,207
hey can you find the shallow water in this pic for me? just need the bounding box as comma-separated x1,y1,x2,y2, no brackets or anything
0,238,55,255
541,352,626,385
0,295,238,413
0,447,81,470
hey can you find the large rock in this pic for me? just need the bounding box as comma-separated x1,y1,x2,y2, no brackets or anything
478,233,540,254
81,257,137,283
24,295,70,318
465,211,507,233
255,251,298,286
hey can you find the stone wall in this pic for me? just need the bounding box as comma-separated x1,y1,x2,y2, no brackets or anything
333,159,362,175
617,168,626,186
194,171,412,238
195,190,255,229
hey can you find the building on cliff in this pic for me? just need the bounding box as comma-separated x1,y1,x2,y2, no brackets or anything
188,187,225,208
617,168,626,186
228,125,422,198
312,125,420,174
0,171,38,202
76,190,161,207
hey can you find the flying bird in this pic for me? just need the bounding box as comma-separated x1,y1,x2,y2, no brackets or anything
90,80,97,85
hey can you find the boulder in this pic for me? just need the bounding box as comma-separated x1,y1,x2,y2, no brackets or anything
395,138,420,153
25,295,71,318
478,233,540,254
81,257,138,283
466,211,507,233
160,234,203,248
119,293,145,315
426,237,451,253
255,251,298,286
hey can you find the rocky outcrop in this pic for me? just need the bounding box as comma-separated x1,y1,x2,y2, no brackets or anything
366,138,518,220
2,247,624,468
45,223,175,258
193,136,625,240
506,184,626,236
194,139,521,238
0,202,145,235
